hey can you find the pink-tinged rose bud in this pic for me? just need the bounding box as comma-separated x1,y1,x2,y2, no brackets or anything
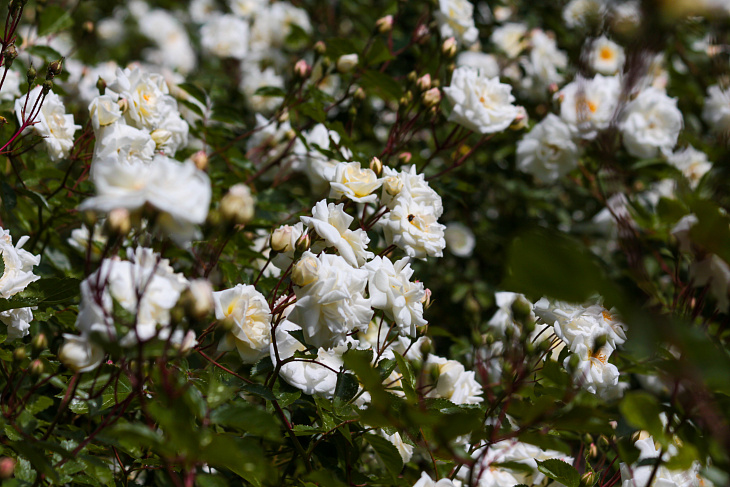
421,87,441,107
295,232,311,252
191,150,208,171
442,37,457,57
509,106,528,130
294,59,310,78
421,288,432,309
416,74,432,91
375,15,393,33
292,254,318,287
414,24,429,44
398,152,412,164
0,457,15,479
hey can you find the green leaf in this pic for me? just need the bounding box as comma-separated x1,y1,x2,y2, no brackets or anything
178,82,208,104
12,442,60,484
364,433,403,477
359,70,403,101
37,5,74,37
619,392,665,442
209,403,281,441
254,86,286,98
0,278,81,312
334,371,359,405
503,228,615,303
536,459,580,487
1,181,16,210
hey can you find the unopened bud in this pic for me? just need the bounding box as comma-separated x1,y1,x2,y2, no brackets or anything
407,71,418,83
0,457,15,480
41,79,53,95
150,128,172,148
294,59,310,78
421,288,432,309
398,152,412,163
29,359,44,376
510,296,532,324
314,41,327,55
271,225,295,253
337,54,359,73
384,176,403,196
292,254,319,287
13,347,26,362
588,443,598,458
580,472,596,487
26,65,36,86
3,45,17,68
295,232,311,252
48,58,63,77
96,76,107,95
278,109,289,123
191,150,208,171
375,15,393,33
598,435,610,448
354,86,366,101
509,106,528,130
419,338,432,356
32,333,48,353
106,208,131,236
369,156,382,176
416,74,432,91
181,279,214,320
421,87,441,107
414,24,430,44
285,129,297,140
82,20,94,34
442,37,457,57
220,184,255,225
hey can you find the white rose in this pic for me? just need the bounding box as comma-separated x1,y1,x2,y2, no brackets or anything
563,0,607,28
288,251,372,348
81,155,211,245
557,74,621,139
92,122,156,169
619,87,683,159
107,67,178,132
15,87,80,162
89,94,122,131
379,195,446,260
363,256,427,337
0,229,41,299
703,84,730,135
456,52,500,78
588,36,625,75
435,0,478,46
270,320,345,398
214,284,272,363
444,222,476,257
491,23,528,58
516,113,580,183
137,9,196,75
300,200,373,267
59,334,105,373
666,146,711,188
200,14,249,60
380,430,413,464
444,66,519,134
380,166,443,217
292,124,353,193
425,356,483,405
329,162,382,204
336,54,359,73
520,30,568,94
413,472,462,487
1,307,34,342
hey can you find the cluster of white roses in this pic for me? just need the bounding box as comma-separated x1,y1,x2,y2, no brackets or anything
59,247,203,372
485,291,628,401
0,229,41,341
81,66,211,244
